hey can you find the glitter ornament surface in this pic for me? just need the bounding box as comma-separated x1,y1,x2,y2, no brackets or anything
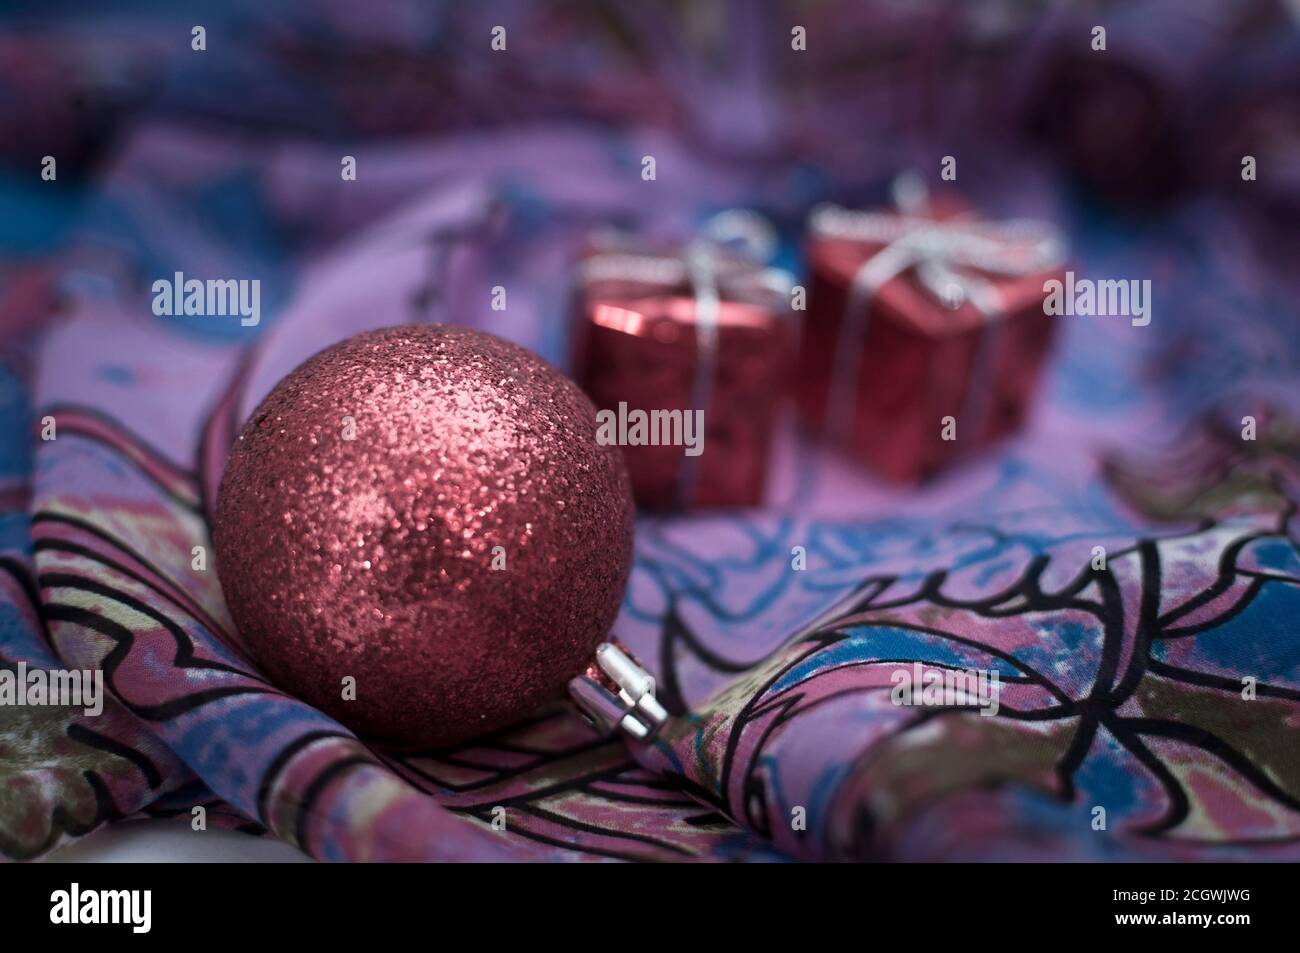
214,325,634,748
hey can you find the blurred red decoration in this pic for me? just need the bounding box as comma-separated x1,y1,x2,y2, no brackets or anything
797,183,1066,482
0,263,61,343
572,235,792,509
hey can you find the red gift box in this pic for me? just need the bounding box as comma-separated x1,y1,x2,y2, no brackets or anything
572,240,792,509
797,191,1067,482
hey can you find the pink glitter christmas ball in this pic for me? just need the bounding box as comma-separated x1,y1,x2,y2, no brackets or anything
214,325,634,748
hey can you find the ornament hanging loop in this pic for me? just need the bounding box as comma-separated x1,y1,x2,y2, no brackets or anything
569,642,668,742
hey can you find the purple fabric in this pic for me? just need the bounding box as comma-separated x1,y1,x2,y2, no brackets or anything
3,2,1299,863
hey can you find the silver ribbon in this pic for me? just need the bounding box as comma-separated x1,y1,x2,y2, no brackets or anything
810,194,1067,449
674,240,721,508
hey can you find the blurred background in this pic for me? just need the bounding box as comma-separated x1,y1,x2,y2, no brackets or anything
2,0,1298,371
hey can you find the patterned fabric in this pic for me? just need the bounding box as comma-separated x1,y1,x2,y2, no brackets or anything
2,0,1299,860
638,415,1300,860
